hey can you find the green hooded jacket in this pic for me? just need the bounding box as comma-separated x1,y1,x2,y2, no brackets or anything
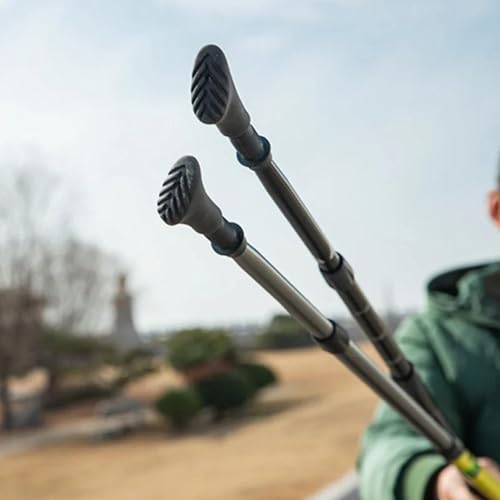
358,262,500,500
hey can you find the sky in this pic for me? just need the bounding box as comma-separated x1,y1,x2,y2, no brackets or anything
1,0,500,332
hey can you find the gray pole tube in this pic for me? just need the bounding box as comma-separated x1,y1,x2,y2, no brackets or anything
234,244,457,456
190,44,448,429
157,156,461,460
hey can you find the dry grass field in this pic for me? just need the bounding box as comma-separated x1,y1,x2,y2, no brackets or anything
0,345,380,500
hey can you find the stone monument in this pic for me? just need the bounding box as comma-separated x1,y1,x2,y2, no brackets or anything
110,274,141,351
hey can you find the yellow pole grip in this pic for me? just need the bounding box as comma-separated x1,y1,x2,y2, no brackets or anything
453,451,500,500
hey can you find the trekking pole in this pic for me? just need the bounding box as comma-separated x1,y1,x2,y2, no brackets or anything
156,156,500,500
191,44,446,429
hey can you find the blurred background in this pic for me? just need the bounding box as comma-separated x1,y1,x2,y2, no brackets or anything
1,1,500,499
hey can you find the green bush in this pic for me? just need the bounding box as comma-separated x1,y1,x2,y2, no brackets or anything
166,328,236,372
194,372,254,418
237,362,277,390
155,388,202,430
112,348,157,390
257,314,313,350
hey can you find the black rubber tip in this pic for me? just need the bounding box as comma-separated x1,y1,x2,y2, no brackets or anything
157,156,245,254
157,156,197,226
191,45,230,125
191,45,250,137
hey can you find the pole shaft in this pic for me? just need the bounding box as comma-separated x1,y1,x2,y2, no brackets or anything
337,283,409,374
190,46,445,423
233,242,456,455
234,244,333,339
254,161,337,265
338,343,453,452
252,157,411,373
241,146,449,426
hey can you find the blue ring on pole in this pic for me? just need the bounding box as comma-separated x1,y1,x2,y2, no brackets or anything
236,136,271,169
211,223,246,258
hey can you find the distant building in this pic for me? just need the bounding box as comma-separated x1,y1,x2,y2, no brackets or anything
109,274,141,351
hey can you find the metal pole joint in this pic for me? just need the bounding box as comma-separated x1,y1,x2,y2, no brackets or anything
319,253,356,292
313,321,350,354
236,135,272,170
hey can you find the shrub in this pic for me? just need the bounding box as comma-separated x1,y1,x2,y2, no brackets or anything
166,328,236,372
194,372,255,418
155,388,202,430
257,314,313,350
112,348,157,390
237,362,277,390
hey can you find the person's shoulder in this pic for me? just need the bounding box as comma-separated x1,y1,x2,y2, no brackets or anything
395,313,432,339
393,311,447,353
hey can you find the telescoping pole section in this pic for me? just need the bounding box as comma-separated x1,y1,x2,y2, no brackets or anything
191,44,446,430
157,156,500,500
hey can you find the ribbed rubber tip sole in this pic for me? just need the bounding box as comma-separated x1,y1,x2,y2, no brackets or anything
191,45,230,124
157,157,198,225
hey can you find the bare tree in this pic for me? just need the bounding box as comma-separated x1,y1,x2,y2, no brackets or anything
0,166,62,290
42,238,117,334
0,289,44,428
0,165,60,428
40,238,119,401
0,164,119,427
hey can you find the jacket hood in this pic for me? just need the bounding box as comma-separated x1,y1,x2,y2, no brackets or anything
427,261,500,331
